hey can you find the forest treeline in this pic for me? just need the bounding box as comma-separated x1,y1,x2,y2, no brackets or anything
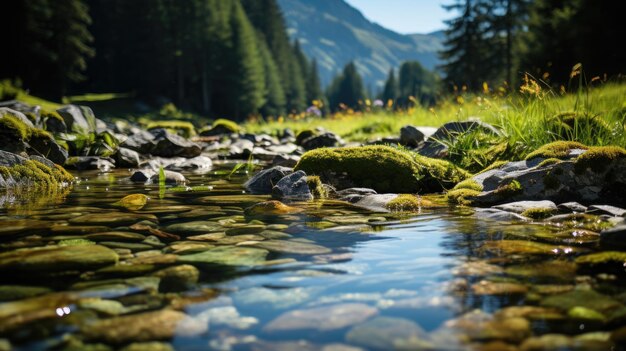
1,0,624,120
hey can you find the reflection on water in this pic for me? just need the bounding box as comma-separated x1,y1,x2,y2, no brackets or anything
0,164,624,350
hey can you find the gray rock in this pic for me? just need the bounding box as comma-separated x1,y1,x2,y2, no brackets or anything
474,208,529,222
228,139,254,157
151,129,201,158
44,115,67,133
130,170,155,183
558,202,588,213
353,194,398,212
301,132,342,150
27,133,68,165
399,125,425,147
471,154,626,207
65,156,115,171
150,170,186,184
0,108,34,128
271,170,313,201
0,101,39,122
244,166,292,194
57,105,96,134
121,131,156,155
587,205,626,217
337,188,378,197
164,156,212,170
418,120,501,158
272,154,300,168
115,147,141,168
600,224,626,249
0,150,27,167
493,200,557,214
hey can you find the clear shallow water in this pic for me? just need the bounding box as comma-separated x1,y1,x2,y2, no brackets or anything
0,164,625,350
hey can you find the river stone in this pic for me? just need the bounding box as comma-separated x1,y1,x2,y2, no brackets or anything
301,132,342,150
481,240,583,256
346,316,430,350
150,170,186,184
541,289,622,313
57,104,96,134
399,125,425,148
599,224,626,249
65,156,115,171
216,234,265,245
122,131,156,154
246,239,331,254
471,280,529,295
265,303,377,332
115,147,141,168
164,155,212,170
224,225,265,236
164,221,222,234
69,212,157,226
81,309,193,344
0,245,118,272
28,133,69,165
0,285,52,301
474,208,529,222
271,170,313,201
150,129,201,158
353,194,398,212
244,200,302,216
441,310,531,343
120,342,174,351
558,202,588,213
152,265,199,292
587,205,626,217
100,241,154,251
178,246,268,266
130,170,155,183
84,231,147,242
272,154,300,168
493,200,558,214
244,166,292,194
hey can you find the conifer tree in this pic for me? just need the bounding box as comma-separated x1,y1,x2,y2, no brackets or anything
306,60,324,105
257,33,286,117
327,62,365,111
381,68,398,104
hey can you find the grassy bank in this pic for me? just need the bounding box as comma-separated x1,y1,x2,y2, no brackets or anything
244,82,626,152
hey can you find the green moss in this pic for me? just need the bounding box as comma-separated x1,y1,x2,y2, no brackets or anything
294,145,469,193
295,129,316,145
453,179,483,192
0,160,73,189
385,194,421,212
521,207,557,220
306,175,327,199
575,251,626,265
213,118,240,132
476,160,509,174
525,141,588,160
551,112,613,140
146,120,196,138
41,109,64,123
446,188,480,205
0,112,52,141
494,179,522,197
538,158,562,168
574,146,626,173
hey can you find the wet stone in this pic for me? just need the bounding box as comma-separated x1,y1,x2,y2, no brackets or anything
69,212,157,226
587,205,626,217
246,239,331,254
493,200,558,214
152,264,199,292
0,244,118,273
84,231,147,242
164,221,222,234
81,309,198,344
178,246,269,266
558,202,588,213
0,285,52,302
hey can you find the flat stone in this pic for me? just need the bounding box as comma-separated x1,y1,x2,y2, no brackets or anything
246,239,331,254
69,212,157,226
0,245,118,273
150,170,186,184
353,194,398,212
178,246,268,266
493,200,558,214
265,303,377,331
557,202,588,213
587,205,626,217
474,208,529,222
82,310,196,344
164,221,222,234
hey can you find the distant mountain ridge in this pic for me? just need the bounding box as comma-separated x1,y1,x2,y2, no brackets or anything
277,0,444,90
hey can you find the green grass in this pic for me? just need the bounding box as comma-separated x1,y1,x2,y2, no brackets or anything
244,82,626,153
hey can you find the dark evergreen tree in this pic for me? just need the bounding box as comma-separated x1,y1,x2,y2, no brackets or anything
398,61,438,107
327,62,365,111
257,33,286,116
306,60,324,105
381,68,398,104
440,0,490,91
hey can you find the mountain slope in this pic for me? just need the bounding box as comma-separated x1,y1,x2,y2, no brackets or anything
277,0,443,89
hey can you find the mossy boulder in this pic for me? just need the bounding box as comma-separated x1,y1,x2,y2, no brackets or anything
0,150,74,189
385,194,422,212
146,120,196,138
294,145,469,193
574,146,626,173
199,119,240,136
525,141,588,161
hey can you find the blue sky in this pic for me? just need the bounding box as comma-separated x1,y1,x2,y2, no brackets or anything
344,0,451,34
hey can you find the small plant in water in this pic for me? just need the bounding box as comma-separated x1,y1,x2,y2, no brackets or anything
158,165,166,199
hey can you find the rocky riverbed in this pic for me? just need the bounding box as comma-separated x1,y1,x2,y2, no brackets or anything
0,101,626,350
